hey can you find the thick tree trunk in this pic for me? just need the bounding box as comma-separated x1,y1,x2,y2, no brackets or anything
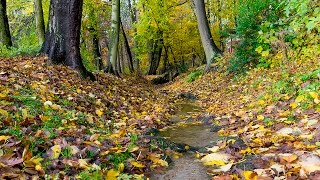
193,0,221,72
42,0,92,78
34,0,45,45
120,20,134,73
107,0,121,76
0,0,12,47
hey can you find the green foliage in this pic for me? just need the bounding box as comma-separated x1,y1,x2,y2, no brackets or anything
108,152,133,168
78,171,102,180
229,0,282,72
299,69,320,82
61,147,73,158
30,137,46,156
187,70,203,83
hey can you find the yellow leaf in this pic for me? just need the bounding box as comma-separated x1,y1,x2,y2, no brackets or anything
257,115,264,121
255,46,263,53
203,160,226,166
106,169,119,180
258,99,266,106
0,135,11,141
295,95,304,103
149,154,169,167
51,145,61,159
35,164,42,171
240,147,253,155
76,89,82,94
39,115,49,122
243,171,257,180
131,161,145,168
30,157,43,165
314,98,320,104
201,153,230,165
0,109,8,118
290,102,298,109
100,151,110,156
309,92,319,99
22,109,28,120
0,93,7,98
206,146,219,153
96,109,104,117
261,50,269,57
118,163,124,172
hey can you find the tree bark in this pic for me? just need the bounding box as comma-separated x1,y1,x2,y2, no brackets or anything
120,20,134,73
128,0,141,75
193,0,221,72
0,0,12,47
42,0,92,78
107,0,120,76
34,0,45,45
148,33,163,75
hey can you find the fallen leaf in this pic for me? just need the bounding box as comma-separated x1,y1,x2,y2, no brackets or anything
50,145,61,159
243,170,258,180
130,161,145,168
106,169,119,180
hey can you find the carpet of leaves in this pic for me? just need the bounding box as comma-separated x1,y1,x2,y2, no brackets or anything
0,56,178,179
164,50,320,179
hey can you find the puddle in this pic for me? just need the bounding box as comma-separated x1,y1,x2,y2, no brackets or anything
160,124,218,147
151,102,217,180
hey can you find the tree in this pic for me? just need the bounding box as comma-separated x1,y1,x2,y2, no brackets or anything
128,0,141,75
120,20,134,73
107,0,121,76
42,0,92,78
193,0,221,72
0,0,12,47
34,0,45,44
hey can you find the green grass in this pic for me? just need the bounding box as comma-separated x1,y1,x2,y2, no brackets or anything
61,147,73,158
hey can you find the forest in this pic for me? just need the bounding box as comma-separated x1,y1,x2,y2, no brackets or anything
0,0,319,179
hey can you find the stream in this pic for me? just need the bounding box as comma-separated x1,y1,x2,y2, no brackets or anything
151,102,219,180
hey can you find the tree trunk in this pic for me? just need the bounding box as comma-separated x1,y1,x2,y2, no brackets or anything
93,33,102,70
34,0,45,45
120,20,134,73
107,0,120,76
128,0,141,75
148,34,163,75
42,0,92,78
0,0,12,47
193,0,221,72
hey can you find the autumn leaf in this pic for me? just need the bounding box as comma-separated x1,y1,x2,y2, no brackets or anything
49,145,61,159
130,161,145,168
279,153,298,163
106,169,120,180
0,136,11,141
243,171,258,180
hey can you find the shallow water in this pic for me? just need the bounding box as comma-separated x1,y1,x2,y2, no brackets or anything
175,103,201,116
151,103,217,180
160,124,218,147
150,154,210,180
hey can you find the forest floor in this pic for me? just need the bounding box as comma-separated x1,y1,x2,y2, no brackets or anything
0,54,320,179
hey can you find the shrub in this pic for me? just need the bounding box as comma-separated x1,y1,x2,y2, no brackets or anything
187,69,203,83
